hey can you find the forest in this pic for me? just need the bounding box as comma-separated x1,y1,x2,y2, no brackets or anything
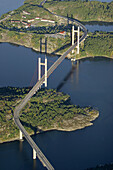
0,87,98,143
79,32,113,58
44,0,113,22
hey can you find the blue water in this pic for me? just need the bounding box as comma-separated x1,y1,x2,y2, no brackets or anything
0,43,38,87
0,44,113,170
0,0,24,17
86,23,113,32
0,43,71,88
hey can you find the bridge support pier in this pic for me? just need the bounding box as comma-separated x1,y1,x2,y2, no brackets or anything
20,130,23,140
33,149,36,159
40,38,47,53
72,25,80,54
77,26,80,54
38,57,47,87
72,25,74,53
38,58,41,81
45,58,47,87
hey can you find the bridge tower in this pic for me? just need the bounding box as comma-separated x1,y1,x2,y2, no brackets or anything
72,25,80,54
38,57,47,87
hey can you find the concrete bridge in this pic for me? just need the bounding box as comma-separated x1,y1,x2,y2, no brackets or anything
14,2,87,170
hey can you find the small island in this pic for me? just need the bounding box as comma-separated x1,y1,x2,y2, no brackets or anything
0,87,99,143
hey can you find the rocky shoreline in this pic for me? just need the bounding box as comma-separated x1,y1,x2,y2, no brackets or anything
0,110,99,144
0,38,113,61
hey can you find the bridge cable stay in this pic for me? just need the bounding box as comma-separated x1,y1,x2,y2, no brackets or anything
29,64,38,88
48,60,56,70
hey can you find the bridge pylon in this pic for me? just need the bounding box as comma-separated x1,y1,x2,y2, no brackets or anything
38,57,47,87
72,25,80,54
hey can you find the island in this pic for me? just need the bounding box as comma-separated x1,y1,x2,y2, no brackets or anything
0,87,99,143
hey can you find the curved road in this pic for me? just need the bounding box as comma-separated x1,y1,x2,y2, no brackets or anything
14,3,87,170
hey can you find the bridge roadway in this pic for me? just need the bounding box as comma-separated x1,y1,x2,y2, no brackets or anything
14,8,87,170
40,0,47,6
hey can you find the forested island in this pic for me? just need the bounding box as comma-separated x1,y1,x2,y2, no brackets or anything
0,87,99,143
0,0,113,58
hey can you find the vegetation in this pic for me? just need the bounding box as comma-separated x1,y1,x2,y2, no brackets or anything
0,0,113,58
44,0,113,22
78,32,113,59
0,1,67,30
0,26,72,54
1,0,113,34
0,87,30,142
1,27,113,58
0,87,98,143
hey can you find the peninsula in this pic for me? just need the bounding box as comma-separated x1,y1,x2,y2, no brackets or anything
0,87,99,143
0,0,113,58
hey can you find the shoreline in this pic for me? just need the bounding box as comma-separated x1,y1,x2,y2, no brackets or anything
0,110,99,144
0,38,65,56
76,55,113,61
0,40,113,61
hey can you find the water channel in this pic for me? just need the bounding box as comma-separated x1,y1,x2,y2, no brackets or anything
0,0,113,170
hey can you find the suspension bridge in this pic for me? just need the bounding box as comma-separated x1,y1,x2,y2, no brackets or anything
14,2,87,170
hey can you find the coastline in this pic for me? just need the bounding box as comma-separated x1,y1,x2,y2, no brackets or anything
0,34,69,56
0,39,113,61
0,109,99,144
76,55,113,61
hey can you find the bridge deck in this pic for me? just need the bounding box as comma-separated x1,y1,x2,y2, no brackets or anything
14,6,87,170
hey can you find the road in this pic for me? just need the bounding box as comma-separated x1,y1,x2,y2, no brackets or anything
40,0,47,6
14,3,87,170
